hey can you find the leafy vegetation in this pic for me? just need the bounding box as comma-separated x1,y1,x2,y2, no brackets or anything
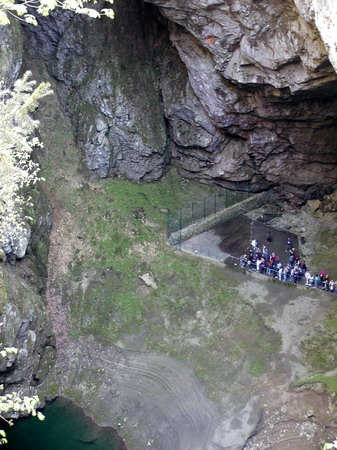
0,72,51,250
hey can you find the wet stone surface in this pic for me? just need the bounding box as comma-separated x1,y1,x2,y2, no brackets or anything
181,213,299,267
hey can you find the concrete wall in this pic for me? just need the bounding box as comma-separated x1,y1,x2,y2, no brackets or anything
168,192,268,245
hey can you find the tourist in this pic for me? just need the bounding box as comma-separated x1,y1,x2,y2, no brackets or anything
301,260,307,274
240,255,247,268
266,259,272,275
324,274,330,291
319,271,325,285
305,271,311,286
251,239,257,249
278,266,283,281
238,237,336,295
314,274,319,288
329,280,335,293
309,273,314,286
262,245,269,260
285,264,291,281
294,267,301,283
282,268,288,282
256,247,262,259
290,268,295,282
260,259,266,274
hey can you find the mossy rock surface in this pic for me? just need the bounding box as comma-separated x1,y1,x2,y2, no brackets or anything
301,304,337,372
45,168,285,411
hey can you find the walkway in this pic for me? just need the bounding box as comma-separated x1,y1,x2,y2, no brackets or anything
181,214,298,266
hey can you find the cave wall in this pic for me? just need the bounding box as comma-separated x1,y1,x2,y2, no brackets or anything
23,0,169,181
0,21,55,400
0,20,23,87
147,0,337,203
18,0,337,203
295,0,337,73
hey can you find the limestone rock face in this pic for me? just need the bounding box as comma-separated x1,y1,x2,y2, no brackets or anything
295,0,337,73
20,0,337,202
0,19,23,87
0,22,54,401
0,265,56,404
23,1,168,181
147,0,337,202
2,227,31,259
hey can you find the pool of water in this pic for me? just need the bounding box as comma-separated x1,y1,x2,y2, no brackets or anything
4,397,126,450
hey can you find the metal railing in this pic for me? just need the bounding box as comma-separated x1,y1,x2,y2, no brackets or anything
235,258,337,294
167,188,252,240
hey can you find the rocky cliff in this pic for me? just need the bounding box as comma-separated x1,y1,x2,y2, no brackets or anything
16,0,337,204
23,1,168,182
145,0,337,203
2,1,337,449
0,20,55,405
295,0,337,73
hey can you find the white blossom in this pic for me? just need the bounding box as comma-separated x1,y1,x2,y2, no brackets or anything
0,0,115,25
0,344,45,444
0,71,52,250
37,411,45,421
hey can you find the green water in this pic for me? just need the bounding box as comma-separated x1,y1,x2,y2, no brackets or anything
4,398,125,450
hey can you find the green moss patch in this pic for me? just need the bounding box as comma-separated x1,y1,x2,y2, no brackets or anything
53,170,283,403
301,305,337,372
66,171,229,340
312,226,337,279
295,375,337,393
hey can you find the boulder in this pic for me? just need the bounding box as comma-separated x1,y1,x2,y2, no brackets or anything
320,190,337,213
139,273,158,289
2,227,31,260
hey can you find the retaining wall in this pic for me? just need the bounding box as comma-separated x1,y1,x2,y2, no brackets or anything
168,192,268,246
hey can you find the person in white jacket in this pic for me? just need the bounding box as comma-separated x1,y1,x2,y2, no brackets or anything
305,271,311,286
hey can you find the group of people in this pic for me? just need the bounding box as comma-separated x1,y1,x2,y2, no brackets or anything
239,237,337,294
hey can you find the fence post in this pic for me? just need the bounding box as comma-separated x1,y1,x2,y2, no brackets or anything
179,209,182,232
203,198,206,219
192,203,194,222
